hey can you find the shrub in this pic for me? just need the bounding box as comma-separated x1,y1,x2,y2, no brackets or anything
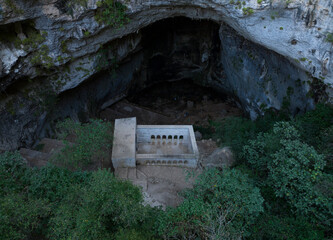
54,119,113,169
157,168,264,239
243,121,299,175
213,117,258,158
193,123,215,139
95,0,129,27
28,164,90,202
269,139,326,216
326,33,333,43
115,228,159,240
60,0,88,16
157,197,210,239
0,152,158,239
294,104,333,174
213,112,285,160
293,103,333,149
243,122,332,224
0,151,30,195
0,194,51,240
0,150,160,238
242,7,254,15
251,213,325,240
48,169,156,239
3,0,23,14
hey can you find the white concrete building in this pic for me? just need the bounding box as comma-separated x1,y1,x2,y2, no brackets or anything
112,117,199,168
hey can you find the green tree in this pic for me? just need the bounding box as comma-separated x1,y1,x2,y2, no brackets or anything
54,119,113,169
0,194,51,240
0,151,30,195
269,139,327,217
48,169,157,239
293,103,333,150
251,213,325,240
157,168,264,239
243,121,300,176
243,122,332,224
28,164,90,202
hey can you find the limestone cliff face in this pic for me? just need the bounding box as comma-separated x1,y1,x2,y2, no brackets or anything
0,0,332,150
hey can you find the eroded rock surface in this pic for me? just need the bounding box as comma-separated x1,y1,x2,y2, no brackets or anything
0,0,332,150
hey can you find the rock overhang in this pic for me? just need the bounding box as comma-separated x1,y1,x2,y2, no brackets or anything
0,0,332,94
0,0,332,151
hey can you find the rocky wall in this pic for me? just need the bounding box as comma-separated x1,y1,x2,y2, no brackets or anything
0,0,332,150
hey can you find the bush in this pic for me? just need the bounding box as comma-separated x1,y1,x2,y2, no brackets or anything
212,112,286,160
157,168,264,239
326,33,333,43
54,119,113,169
243,122,332,224
212,117,258,158
28,164,90,202
251,213,325,240
0,150,158,239
115,228,158,240
95,0,129,27
0,193,51,240
48,169,156,239
269,139,327,217
293,103,333,150
320,125,333,172
243,121,299,176
0,151,30,195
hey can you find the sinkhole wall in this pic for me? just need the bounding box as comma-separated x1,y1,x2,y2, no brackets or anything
0,0,332,151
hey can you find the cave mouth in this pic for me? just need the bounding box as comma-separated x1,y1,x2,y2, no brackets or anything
0,14,316,152
126,16,225,94
101,15,312,121
55,16,312,145
97,17,244,125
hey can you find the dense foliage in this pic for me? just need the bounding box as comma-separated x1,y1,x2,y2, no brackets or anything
54,119,113,169
0,153,156,239
212,104,333,238
157,168,264,239
243,122,331,223
95,0,129,28
48,169,156,239
1,104,332,239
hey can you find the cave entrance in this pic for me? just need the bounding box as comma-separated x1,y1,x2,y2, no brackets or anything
126,17,226,94
99,17,242,126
